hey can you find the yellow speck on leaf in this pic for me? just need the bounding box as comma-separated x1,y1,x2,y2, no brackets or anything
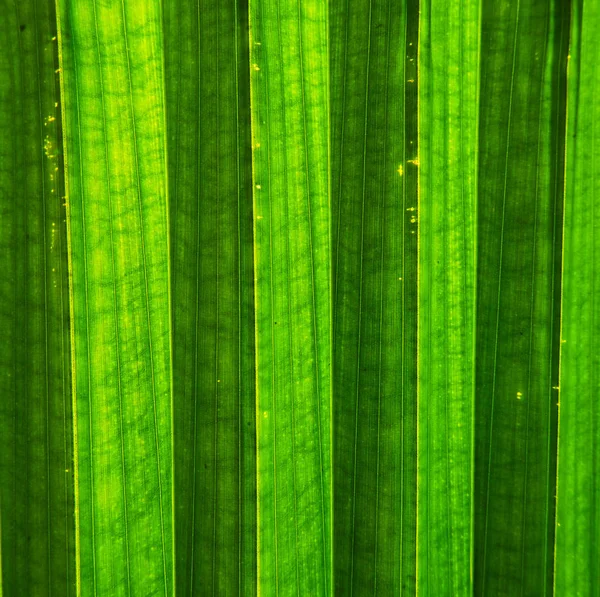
407,158,419,166
397,165,403,176
253,64,260,71
517,391,523,400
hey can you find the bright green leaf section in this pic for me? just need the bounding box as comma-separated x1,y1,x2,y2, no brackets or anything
555,1,600,593
249,0,332,593
164,0,257,594
418,0,479,594
330,0,418,594
475,0,568,593
0,1,75,595
57,1,173,595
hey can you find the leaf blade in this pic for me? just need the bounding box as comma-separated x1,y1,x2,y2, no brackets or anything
555,0,600,592
417,0,479,594
58,1,173,594
249,0,332,592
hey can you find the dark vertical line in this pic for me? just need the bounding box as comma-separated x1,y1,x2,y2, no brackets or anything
548,0,572,592
404,0,419,592
50,0,75,592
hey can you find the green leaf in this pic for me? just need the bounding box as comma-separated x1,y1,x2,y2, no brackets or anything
0,2,75,595
555,0,600,593
418,0,479,594
57,1,173,595
474,0,568,593
249,0,332,593
330,0,419,593
164,0,257,594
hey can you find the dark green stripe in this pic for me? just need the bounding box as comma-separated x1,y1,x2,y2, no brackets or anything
475,0,568,593
330,0,418,593
0,1,75,595
164,0,256,594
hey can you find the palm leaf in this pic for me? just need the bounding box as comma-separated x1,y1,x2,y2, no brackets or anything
2,1,600,596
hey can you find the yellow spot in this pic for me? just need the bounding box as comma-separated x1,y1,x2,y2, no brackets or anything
407,158,419,166
553,386,560,390
257,215,263,220
561,339,566,344
55,68,62,74
253,64,260,71
263,411,268,418
256,184,261,189
407,206,416,212
217,379,221,383
410,217,417,224
397,165,403,176
517,391,523,400
407,79,415,83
